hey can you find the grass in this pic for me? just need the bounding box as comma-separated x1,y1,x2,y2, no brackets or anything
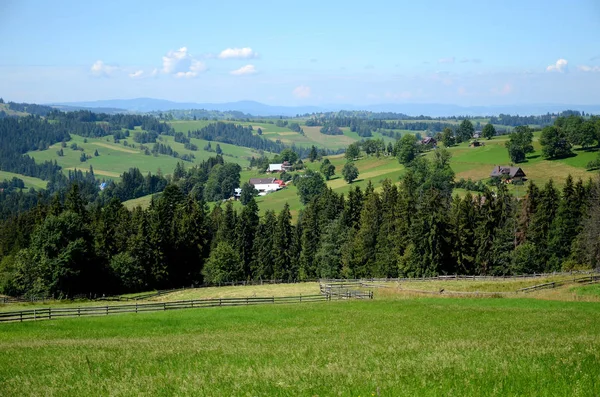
0,170,47,189
148,282,319,301
1,296,599,396
0,283,322,313
389,275,579,293
571,283,600,298
26,133,260,181
122,194,157,210
234,155,405,218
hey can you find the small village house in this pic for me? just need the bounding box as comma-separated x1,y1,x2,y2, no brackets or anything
268,161,292,173
490,165,526,182
249,178,285,195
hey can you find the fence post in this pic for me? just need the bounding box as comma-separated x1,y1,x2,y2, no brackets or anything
300,294,302,303
106,306,108,316
34,309,36,321
20,312,23,322
219,298,222,307
136,303,138,313
163,303,166,311
49,307,52,320
78,307,80,317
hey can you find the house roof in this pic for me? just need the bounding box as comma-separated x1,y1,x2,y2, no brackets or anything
249,178,276,185
268,164,283,171
490,166,526,178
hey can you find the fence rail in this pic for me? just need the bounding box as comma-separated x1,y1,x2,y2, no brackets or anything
0,294,335,323
518,275,600,293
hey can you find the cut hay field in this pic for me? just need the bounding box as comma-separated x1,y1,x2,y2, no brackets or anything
1,293,599,396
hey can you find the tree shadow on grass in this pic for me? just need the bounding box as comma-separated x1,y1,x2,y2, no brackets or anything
574,147,599,153
525,155,541,161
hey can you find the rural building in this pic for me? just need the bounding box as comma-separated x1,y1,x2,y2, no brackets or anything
249,178,285,194
268,161,292,173
490,166,526,182
473,131,481,139
421,137,437,146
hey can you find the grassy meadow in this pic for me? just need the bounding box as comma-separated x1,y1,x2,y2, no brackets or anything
26,133,263,181
0,170,47,189
1,292,600,396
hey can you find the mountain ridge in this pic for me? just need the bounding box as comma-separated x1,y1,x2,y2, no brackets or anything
50,98,600,117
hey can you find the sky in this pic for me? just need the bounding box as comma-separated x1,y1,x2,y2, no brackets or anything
1,0,600,107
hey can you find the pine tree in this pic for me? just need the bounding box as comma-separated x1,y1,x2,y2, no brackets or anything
449,193,477,274
299,204,321,280
273,203,293,280
547,176,584,269
351,189,381,277
236,197,259,279
252,210,277,279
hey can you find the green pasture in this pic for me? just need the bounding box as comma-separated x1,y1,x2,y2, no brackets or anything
26,134,259,181
0,171,47,190
1,296,599,396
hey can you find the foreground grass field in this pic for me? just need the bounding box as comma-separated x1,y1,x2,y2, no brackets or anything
1,296,599,396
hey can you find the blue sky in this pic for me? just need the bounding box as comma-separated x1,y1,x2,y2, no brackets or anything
1,0,600,106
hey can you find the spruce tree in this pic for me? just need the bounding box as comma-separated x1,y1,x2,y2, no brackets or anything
273,203,293,280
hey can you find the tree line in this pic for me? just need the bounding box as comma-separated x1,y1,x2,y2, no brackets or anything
2,146,599,298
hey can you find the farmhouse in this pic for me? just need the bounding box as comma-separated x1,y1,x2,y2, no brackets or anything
490,166,526,182
249,178,285,195
421,137,437,146
268,161,292,173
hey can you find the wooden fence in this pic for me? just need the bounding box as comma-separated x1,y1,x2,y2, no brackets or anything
0,294,334,323
518,274,600,293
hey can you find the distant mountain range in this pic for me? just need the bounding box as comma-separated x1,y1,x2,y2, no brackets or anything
50,98,600,117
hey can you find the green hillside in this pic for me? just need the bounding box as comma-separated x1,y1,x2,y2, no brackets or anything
26,133,264,180
0,171,47,189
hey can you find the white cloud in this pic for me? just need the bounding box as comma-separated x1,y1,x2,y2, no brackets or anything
90,60,118,77
438,57,455,64
129,70,144,78
578,65,600,72
292,85,311,98
546,59,568,72
230,64,257,76
162,47,206,78
218,47,258,59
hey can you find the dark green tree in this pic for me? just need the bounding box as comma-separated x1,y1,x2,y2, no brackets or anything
540,126,572,159
342,162,359,184
505,126,534,163
458,119,475,142
441,127,455,147
309,145,318,162
482,123,496,140
395,134,419,165
240,182,257,205
345,142,361,161
295,170,326,204
202,241,242,284
320,158,336,180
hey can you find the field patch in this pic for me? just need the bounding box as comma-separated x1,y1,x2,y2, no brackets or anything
0,298,599,396
91,142,138,154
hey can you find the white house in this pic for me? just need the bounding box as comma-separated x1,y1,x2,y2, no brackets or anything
249,178,285,194
268,161,292,173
